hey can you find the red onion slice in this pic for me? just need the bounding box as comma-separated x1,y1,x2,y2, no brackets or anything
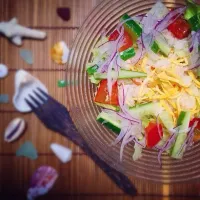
111,128,127,146
157,132,177,166
134,137,146,148
187,31,200,70
129,41,144,65
118,83,141,124
177,121,198,156
142,13,158,34
97,40,117,55
141,32,160,59
97,26,124,73
107,54,117,97
119,126,132,161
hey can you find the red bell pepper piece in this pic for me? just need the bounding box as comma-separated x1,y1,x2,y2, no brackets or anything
145,122,163,148
108,30,133,52
94,80,119,106
189,118,200,143
167,16,191,39
189,118,200,129
118,31,133,52
108,30,120,41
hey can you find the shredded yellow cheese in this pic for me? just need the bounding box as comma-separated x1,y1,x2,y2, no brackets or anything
129,54,200,120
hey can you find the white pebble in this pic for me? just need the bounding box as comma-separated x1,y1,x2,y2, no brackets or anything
0,64,8,78
50,143,72,163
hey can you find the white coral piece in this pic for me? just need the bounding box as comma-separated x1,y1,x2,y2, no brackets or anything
0,18,46,46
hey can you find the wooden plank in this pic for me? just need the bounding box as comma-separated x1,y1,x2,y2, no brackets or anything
0,155,170,196
0,0,102,27
0,156,122,194
0,71,79,111
0,112,82,154
0,29,77,71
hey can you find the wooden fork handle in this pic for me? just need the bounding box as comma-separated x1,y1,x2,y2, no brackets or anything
58,122,137,195
78,138,137,195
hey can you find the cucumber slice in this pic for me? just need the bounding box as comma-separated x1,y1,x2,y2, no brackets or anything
184,0,200,20
197,67,200,77
159,111,174,130
175,50,188,57
97,111,121,134
151,41,160,53
93,70,147,80
177,111,191,130
95,102,120,111
86,64,99,75
171,133,187,159
128,102,163,119
170,111,191,159
188,14,200,31
120,47,135,61
89,75,100,84
120,14,142,42
155,36,171,56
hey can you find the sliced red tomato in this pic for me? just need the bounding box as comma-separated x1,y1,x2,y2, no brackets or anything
167,16,191,39
118,31,133,52
193,130,200,143
108,30,133,52
108,30,120,41
145,122,163,148
189,118,200,129
94,80,119,106
189,118,200,143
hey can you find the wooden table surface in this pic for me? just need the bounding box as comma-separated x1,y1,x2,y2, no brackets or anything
0,0,200,199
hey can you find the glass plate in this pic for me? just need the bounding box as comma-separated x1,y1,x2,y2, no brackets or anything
66,0,200,183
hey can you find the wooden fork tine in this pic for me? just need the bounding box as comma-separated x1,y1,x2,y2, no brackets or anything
33,89,46,102
37,87,49,98
25,98,37,111
28,94,42,107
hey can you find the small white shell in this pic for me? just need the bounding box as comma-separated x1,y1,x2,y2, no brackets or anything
4,118,26,142
13,70,48,112
61,41,69,64
50,143,72,163
0,64,8,78
51,41,69,64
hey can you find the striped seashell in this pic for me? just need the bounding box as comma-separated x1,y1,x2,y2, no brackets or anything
0,64,8,78
13,70,48,112
27,166,58,200
4,118,26,142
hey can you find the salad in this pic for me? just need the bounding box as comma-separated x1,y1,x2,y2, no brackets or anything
86,0,200,165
